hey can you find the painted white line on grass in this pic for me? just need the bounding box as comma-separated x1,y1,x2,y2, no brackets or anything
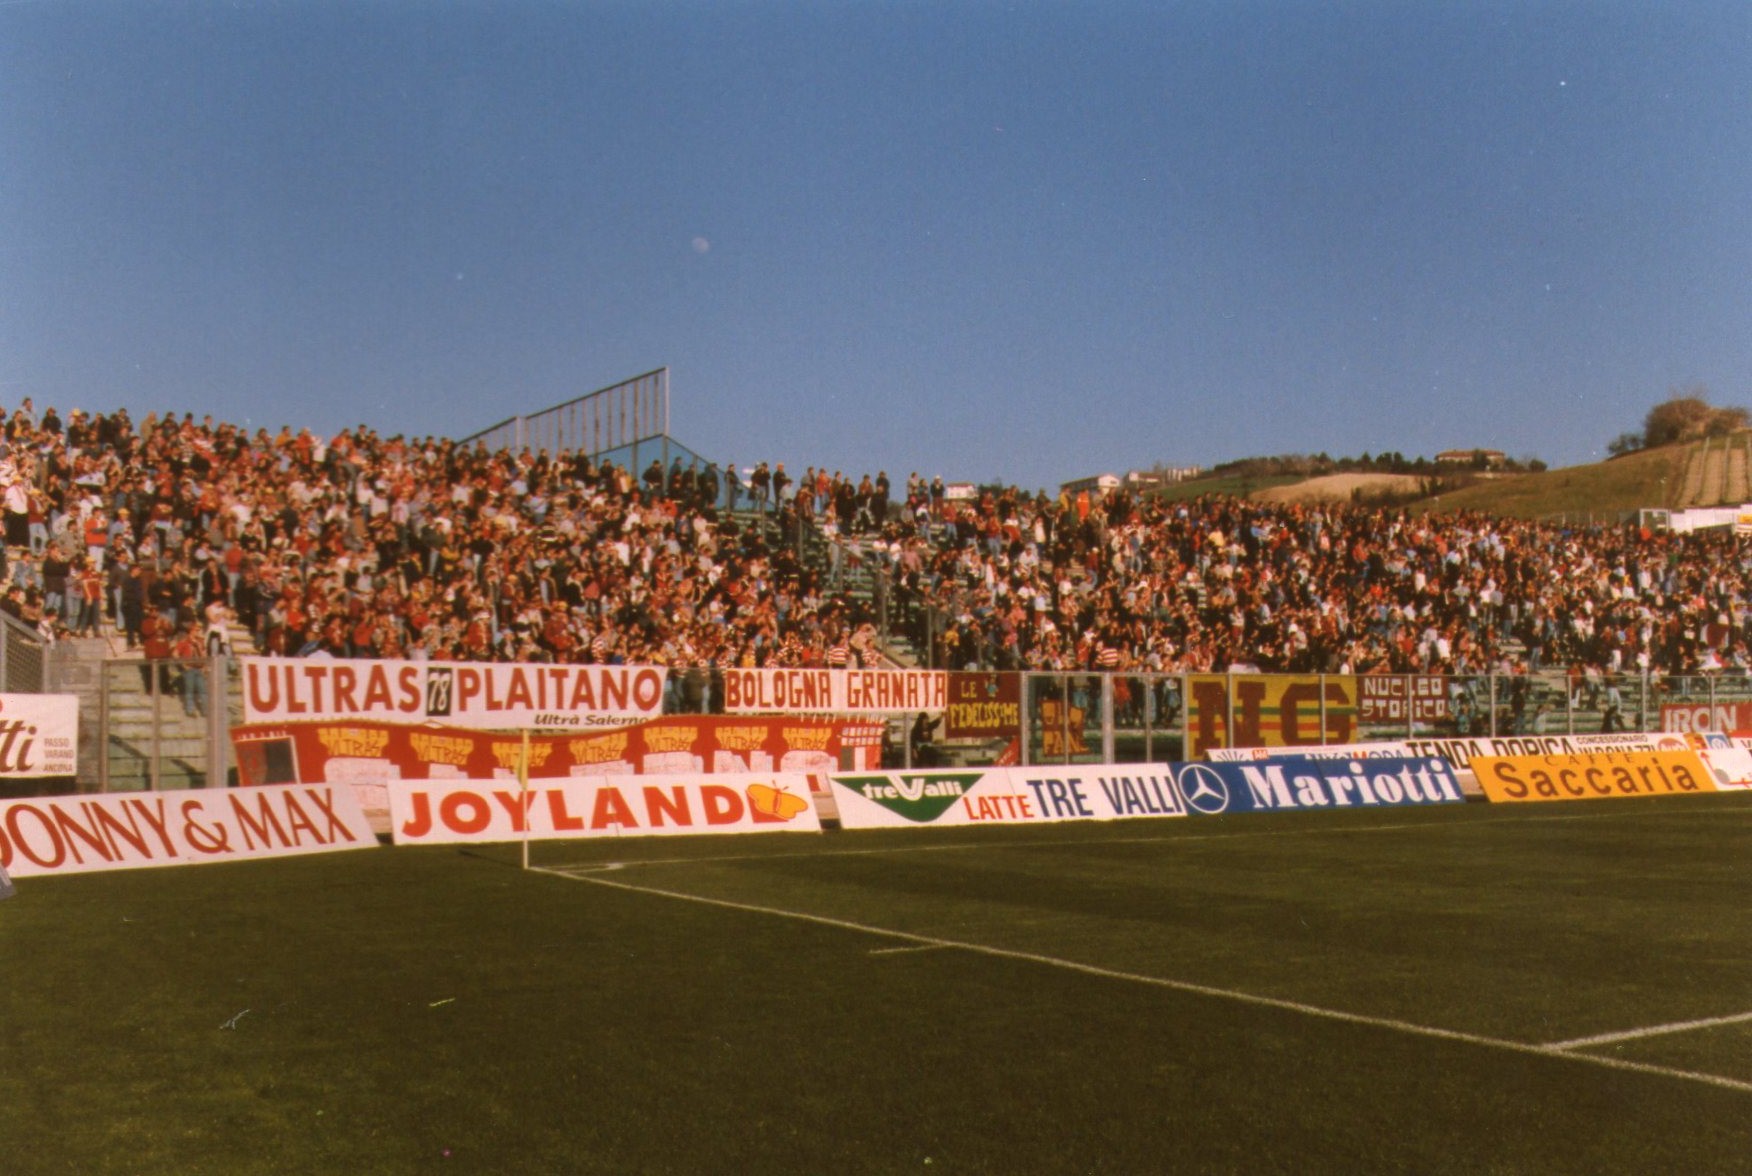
535,806,1663,876
1545,1009,1752,1052
869,944,953,956
536,866,1752,1096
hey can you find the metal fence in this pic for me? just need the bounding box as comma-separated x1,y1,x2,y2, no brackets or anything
457,367,670,460
1003,671,1752,767
93,656,239,793
55,665,1752,792
0,611,45,693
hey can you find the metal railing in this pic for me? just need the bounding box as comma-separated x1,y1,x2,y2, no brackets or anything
34,664,1752,791
995,670,1752,768
0,611,45,693
87,656,239,793
458,367,670,461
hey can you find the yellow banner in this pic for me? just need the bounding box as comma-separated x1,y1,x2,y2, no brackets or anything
1186,674,1356,758
1471,750,1718,803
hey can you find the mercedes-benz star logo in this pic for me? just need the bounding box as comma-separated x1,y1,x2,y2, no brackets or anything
1175,763,1232,814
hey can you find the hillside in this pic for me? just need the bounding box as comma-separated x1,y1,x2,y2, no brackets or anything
1155,441,1724,521
1410,435,1752,520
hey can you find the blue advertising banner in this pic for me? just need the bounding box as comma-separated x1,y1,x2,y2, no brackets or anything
1172,756,1466,817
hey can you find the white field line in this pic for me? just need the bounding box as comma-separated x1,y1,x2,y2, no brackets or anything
1545,1009,1752,1052
534,865,1752,1096
536,806,1662,875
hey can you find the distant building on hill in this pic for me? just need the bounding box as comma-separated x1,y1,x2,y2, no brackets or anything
1059,473,1122,498
1127,466,1201,488
1060,467,1201,498
1436,448,1507,469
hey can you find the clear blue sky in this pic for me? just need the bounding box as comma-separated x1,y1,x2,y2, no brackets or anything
4,2,1749,492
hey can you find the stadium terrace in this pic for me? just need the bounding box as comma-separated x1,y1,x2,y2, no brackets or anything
1,402,1749,681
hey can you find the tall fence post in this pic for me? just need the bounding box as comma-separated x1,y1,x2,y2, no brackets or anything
99,667,111,792
209,655,230,788
1224,672,1234,752
149,668,162,792
1180,673,1190,762
1100,675,1115,763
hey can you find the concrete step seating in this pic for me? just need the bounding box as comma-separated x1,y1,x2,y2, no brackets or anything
53,613,256,791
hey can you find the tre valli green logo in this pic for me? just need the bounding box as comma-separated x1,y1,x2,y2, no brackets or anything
836,773,987,822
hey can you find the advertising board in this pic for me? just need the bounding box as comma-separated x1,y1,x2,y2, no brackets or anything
0,694,78,778
1401,732,1670,771
1207,740,1414,763
1171,757,1466,817
0,783,376,876
826,766,1186,829
389,773,822,845
1469,750,1718,803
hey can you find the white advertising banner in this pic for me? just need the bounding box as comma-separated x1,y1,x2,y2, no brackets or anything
388,772,824,845
1400,732,1669,771
0,783,377,877
719,668,948,714
1697,742,1752,788
1207,740,1414,763
825,766,1188,829
0,694,78,777
240,657,667,730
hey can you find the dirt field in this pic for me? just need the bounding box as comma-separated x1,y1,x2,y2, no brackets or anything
1250,472,1424,504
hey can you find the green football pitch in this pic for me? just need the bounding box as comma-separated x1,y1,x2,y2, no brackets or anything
5,793,1751,1174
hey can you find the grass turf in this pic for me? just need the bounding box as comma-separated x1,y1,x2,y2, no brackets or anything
4,793,1751,1173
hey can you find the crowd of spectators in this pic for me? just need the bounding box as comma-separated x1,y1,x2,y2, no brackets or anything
0,400,884,679
0,396,1747,686
891,485,1752,679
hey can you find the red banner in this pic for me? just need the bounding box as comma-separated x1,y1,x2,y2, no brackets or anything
944,673,1021,740
1660,701,1752,735
232,715,882,788
1357,675,1449,725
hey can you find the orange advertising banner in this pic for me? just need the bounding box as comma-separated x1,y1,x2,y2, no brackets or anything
1470,750,1719,803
